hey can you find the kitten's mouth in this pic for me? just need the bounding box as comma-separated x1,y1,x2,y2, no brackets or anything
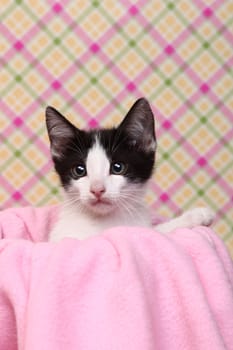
88,197,115,215
90,198,112,206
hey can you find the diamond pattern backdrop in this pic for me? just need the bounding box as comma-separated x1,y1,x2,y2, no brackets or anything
0,1,233,254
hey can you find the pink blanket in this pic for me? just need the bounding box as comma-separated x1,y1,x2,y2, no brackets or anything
0,206,233,350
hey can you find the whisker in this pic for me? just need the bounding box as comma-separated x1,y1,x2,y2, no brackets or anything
115,199,134,220
121,200,146,223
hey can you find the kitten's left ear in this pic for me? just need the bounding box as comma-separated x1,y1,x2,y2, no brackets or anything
119,98,156,152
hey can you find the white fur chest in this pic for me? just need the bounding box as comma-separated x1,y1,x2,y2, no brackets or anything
49,205,151,241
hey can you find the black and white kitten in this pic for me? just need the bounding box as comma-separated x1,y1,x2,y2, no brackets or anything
46,98,214,241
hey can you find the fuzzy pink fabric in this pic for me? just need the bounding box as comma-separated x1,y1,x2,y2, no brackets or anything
0,206,233,350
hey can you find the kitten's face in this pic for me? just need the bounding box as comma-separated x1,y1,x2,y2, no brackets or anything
46,98,156,216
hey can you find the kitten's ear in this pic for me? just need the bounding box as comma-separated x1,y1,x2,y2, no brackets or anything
45,106,76,158
119,98,156,152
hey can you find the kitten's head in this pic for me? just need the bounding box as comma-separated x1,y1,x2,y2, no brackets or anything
46,98,156,216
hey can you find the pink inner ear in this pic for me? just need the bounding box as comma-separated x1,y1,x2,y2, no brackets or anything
144,138,156,152
130,140,137,147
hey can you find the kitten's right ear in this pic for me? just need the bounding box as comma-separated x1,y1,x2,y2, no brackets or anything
118,98,156,153
45,106,76,159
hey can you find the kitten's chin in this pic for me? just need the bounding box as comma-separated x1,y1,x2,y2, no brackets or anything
86,199,116,216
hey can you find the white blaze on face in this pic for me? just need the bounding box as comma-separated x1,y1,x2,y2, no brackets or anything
86,138,110,190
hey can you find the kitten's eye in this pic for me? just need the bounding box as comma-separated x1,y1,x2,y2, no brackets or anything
71,165,86,179
111,162,126,175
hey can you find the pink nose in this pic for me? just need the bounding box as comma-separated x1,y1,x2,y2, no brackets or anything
90,184,106,198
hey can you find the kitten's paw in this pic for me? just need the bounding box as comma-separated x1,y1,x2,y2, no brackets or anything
183,207,215,227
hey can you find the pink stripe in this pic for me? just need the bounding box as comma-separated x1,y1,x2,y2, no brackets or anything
19,161,52,194
60,91,92,120
193,0,233,44
150,184,180,213
205,129,233,161
0,177,15,196
21,11,54,44
126,0,229,134
0,100,17,120
219,200,233,221
3,197,29,208
208,58,233,86
0,24,56,84
59,7,133,83
156,53,233,128
1,123,17,140
207,89,233,124
49,5,145,122
0,8,54,68
154,119,232,197
194,0,222,12
0,101,50,156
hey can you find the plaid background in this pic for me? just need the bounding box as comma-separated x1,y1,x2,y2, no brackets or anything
0,1,233,254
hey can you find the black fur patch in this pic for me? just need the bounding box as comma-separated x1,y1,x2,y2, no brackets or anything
46,98,156,188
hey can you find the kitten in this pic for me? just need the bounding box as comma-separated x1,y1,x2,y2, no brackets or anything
46,98,214,241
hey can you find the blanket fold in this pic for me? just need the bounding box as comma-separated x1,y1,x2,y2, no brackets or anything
0,207,233,349
0,206,58,241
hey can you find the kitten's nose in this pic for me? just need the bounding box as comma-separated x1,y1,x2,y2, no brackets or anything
90,183,106,199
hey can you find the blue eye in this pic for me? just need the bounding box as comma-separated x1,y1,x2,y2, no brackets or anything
71,165,86,179
111,162,126,175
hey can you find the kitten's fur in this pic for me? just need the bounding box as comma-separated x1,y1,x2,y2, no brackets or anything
46,98,214,241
